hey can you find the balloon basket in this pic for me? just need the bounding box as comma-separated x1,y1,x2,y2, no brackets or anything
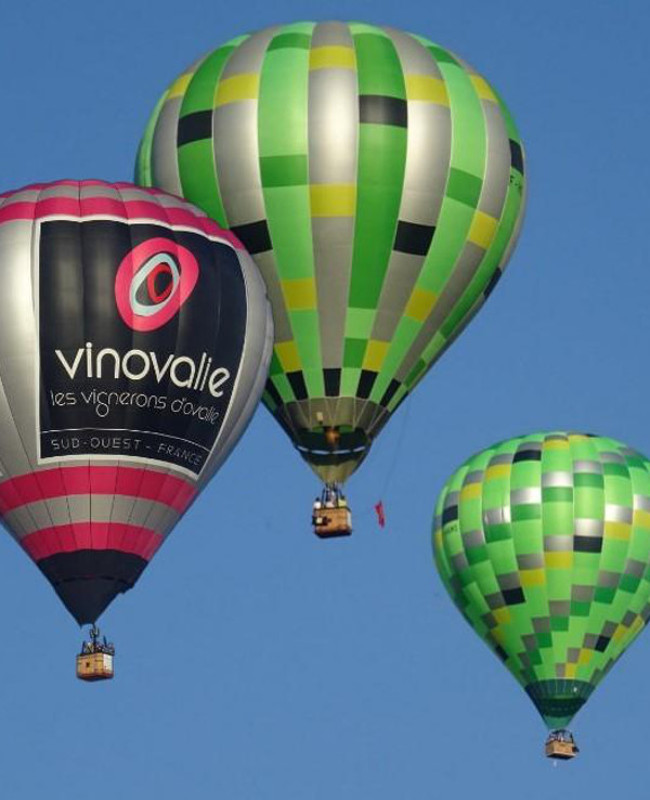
76,626,115,682
76,652,114,682
313,506,353,538
545,730,578,760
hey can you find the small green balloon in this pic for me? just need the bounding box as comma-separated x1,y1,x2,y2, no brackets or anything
434,432,650,729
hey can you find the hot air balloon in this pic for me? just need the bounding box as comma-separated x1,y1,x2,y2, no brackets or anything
433,432,650,758
135,21,526,536
0,180,272,675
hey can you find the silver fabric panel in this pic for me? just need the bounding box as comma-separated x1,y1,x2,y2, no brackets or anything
252,251,292,341
308,66,357,185
385,27,444,78
4,496,180,540
575,519,605,537
308,42,358,370
478,101,510,219
510,487,541,505
213,28,277,227
541,471,573,488
394,242,484,381
605,504,633,524
370,252,424,341
214,102,266,225
0,220,39,469
368,33,450,346
398,103,451,225
311,20,352,47
312,219,355,366
152,97,183,196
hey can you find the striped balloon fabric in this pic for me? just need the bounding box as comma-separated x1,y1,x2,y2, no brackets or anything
136,21,526,483
434,432,650,729
0,180,272,624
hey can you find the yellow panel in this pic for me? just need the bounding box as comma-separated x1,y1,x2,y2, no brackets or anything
491,628,506,646
630,616,644,635
275,341,301,372
564,663,577,679
485,464,510,480
309,46,356,71
215,74,259,106
405,75,449,105
605,520,631,541
468,211,498,250
545,551,572,569
310,184,356,217
543,439,569,450
613,624,627,642
460,483,481,501
434,530,443,551
578,649,592,666
168,73,193,99
520,569,545,588
405,288,437,322
283,278,317,310
493,607,511,624
471,75,497,102
634,509,650,529
363,340,390,371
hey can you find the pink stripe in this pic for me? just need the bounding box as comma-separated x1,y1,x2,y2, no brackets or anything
21,522,163,561
0,466,196,515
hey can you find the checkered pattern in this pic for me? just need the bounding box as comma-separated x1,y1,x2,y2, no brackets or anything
434,432,650,729
136,21,526,483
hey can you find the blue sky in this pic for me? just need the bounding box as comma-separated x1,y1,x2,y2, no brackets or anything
1,1,649,798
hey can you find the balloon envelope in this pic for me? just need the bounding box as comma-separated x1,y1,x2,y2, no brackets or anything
0,180,272,624
434,432,650,729
135,21,526,484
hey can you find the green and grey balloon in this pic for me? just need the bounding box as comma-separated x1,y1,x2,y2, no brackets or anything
434,432,650,733
136,21,526,484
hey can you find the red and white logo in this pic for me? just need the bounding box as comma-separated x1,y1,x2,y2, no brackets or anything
115,237,199,332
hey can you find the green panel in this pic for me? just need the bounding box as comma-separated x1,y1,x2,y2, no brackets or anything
178,46,239,226
348,124,407,309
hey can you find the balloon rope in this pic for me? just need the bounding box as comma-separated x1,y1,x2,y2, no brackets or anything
379,398,413,502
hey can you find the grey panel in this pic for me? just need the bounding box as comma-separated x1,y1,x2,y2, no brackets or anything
152,96,183,196
478,101,511,219
312,220,355,366
311,20,353,48
213,103,266,225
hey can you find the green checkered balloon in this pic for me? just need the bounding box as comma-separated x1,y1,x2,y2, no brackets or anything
434,432,650,729
135,21,526,484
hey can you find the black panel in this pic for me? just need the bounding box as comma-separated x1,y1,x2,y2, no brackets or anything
513,449,542,463
230,220,272,254
573,536,603,553
379,379,401,408
502,587,526,605
595,635,610,653
442,505,458,525
393,220,435,256
509,139,524,174
483,267,503,299
286,371,308,401
177,111,213,147
264,379,283,407
38,550,147,624
359,95,408,128
323,368,341,397
356,370,377,399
